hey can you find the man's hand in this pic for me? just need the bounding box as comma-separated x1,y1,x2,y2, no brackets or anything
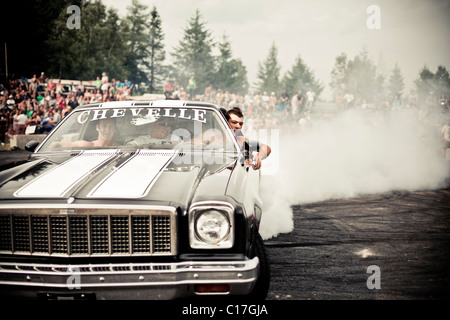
251,152,262,170
243,152,262,170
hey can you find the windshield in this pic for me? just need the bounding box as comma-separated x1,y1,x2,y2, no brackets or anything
38,106,238,153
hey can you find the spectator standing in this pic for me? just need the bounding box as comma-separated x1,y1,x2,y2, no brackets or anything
16,110,28,134
392,95,403,111
47,80,56,95
164,80,174,99
11,109,20,133
297,89,304,109
69,82,77,94
101,72,109,94
6,95,15,109
38,72,47,91
344,92,354,110
291,91,300,120
305,88,316,111
29,75,38,98
269,92,277,113
213,89,222,105
204,85,213,101
278,90,289,117
262,92,270,112
56,80,64,95
77,81,85,95
188,76,196,99
94,77,102,90
253,92,262,116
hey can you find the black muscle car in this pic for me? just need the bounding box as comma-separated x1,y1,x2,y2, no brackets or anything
0,100,270,300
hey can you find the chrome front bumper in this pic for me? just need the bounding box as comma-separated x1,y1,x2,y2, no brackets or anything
0,257,259,299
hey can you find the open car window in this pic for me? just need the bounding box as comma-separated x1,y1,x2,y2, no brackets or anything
38,106,239,153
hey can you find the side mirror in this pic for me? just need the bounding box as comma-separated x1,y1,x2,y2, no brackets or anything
24,140,40,152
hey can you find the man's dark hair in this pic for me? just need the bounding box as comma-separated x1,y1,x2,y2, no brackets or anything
226,107,243,119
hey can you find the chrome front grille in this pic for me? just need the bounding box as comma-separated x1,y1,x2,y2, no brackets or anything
0,208,176,257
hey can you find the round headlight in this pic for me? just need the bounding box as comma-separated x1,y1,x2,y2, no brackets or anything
195,210,231,244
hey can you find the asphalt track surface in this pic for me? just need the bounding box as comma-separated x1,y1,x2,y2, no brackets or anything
265,187,450,300
1,150,450,301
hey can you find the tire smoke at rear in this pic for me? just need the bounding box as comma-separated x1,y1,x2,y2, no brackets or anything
259,108,449,240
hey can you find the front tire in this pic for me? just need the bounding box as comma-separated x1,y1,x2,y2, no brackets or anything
248,233,271,300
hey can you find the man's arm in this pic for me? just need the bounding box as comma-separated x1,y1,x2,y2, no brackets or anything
244,139,271,170
252,142,271,170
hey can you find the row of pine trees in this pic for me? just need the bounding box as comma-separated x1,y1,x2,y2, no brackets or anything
3,0,449,103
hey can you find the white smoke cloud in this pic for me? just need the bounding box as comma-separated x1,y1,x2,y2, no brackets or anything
259,108,449,240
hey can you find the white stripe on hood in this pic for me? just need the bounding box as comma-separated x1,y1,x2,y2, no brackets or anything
14,150,119,198
88,150,177,198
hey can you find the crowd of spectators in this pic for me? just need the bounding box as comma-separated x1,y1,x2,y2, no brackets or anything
168,82,450,156
0,72,136,142
165,80,450,140
1,72,449,156
163,80,318,134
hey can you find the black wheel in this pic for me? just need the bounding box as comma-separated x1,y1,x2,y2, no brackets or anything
248,233,271,300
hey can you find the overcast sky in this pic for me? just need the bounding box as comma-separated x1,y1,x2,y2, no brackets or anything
102,0,450,100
